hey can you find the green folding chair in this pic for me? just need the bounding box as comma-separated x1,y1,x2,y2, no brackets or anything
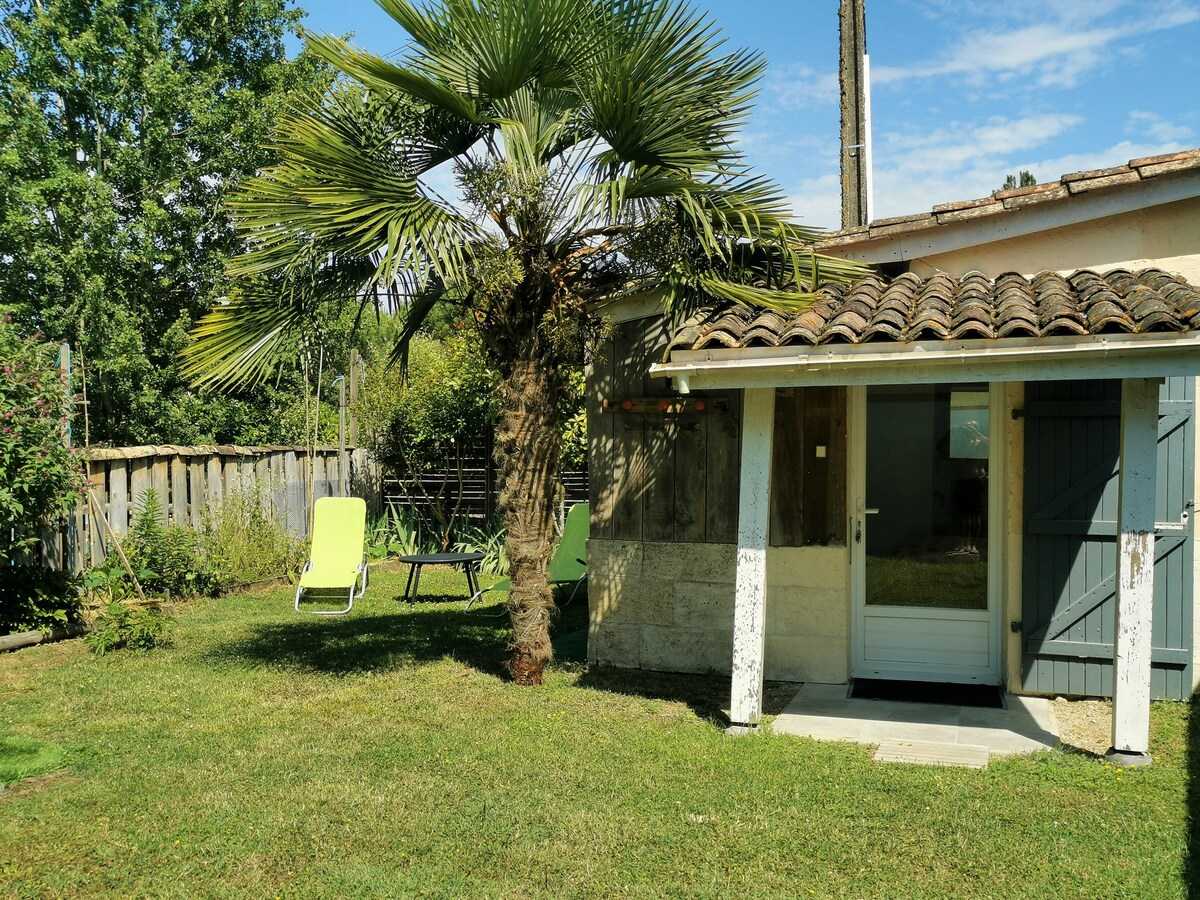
294,496,368,616
466,502,589,612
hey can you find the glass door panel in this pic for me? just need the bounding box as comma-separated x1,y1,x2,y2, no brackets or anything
864,384,989,611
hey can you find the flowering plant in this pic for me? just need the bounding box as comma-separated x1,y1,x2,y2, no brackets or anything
0,318,85,563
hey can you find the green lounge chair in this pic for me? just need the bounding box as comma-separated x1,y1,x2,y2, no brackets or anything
466,501,589,612
294,496,368,616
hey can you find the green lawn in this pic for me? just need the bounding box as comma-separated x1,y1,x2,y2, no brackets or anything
1,568,1195,898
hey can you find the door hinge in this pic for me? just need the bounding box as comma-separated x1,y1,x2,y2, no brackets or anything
1011,408,1025,420
1010,620,1023,634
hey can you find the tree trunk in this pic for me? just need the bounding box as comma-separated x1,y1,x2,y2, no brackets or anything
495,356,564,685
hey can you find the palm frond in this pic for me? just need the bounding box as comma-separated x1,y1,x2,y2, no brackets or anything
578,1,764,173
307,33,482,123
227,93,481,287
181,282,306,390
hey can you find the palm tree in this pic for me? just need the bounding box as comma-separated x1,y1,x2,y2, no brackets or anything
183,0,864,684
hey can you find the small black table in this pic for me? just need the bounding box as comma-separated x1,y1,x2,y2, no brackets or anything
398,551,485,608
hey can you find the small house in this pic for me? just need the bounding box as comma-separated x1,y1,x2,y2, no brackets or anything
585,149,1200,757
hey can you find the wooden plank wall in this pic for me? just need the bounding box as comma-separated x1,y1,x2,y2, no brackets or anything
770,387,848,546
38,445,380,573
589,315,742,544
590,316,849,546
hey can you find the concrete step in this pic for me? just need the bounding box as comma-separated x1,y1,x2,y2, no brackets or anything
873,739,990,769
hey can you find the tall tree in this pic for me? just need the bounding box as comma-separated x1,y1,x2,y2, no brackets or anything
0,0,325,444
184,0,864,683
1000,170,1037,191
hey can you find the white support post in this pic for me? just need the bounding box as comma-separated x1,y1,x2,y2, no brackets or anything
729,387,776,731
1109,378,1159,765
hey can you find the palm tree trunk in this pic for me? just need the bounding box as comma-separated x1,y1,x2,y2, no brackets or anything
495,356,563,685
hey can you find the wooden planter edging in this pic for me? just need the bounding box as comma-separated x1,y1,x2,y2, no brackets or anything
0,623,92,653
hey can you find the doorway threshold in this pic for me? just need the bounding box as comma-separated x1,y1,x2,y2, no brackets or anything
771,683,1059,765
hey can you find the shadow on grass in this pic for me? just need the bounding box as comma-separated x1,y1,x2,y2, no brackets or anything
575,667,801,728
205,604,512,678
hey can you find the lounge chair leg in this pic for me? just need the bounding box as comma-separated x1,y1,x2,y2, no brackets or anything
563,575,587,608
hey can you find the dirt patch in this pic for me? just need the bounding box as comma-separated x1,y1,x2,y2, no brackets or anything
1053,697,1112,756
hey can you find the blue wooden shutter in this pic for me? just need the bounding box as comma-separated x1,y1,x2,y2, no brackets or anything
1020,378,1194,699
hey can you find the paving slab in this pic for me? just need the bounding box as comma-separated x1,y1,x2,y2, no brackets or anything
771,683,1060,764
874,739,990,769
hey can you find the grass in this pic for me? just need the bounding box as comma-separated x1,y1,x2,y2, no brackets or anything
1,567,1195,898
0,734,64,785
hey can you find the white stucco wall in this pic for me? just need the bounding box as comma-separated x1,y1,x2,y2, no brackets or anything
907,196,1200,283
588,539,850,683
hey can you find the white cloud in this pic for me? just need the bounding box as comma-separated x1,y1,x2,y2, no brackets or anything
874,2,1199,90
879,113,1083,175
1125,111,1195,144
763,63,839,110
786,174,843,233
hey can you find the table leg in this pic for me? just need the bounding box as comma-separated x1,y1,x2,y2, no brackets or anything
403,564,422,607
411,564,423,606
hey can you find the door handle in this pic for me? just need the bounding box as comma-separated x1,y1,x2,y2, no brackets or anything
855,508,879,544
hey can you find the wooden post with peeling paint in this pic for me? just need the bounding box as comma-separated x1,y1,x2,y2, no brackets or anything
1110,377,1159,764
730,387,775,730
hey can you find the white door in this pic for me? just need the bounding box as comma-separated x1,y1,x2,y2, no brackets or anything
850,383,1003,684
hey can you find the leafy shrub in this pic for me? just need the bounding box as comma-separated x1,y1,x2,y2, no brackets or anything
366,503,432,561
87,487,306,600
83,602,172,655
0,320,85,563
122,490,221,598
0,565,82,634
454,520,509,576
202,487,306,586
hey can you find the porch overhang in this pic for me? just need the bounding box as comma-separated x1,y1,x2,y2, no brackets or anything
652,331,1200,392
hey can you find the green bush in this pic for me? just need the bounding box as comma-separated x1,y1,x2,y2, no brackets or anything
0,565,82,634
202,488,306,587
86,487,306,600
83,602,172,655
454,520,509,576
366,503,433,561
122,490,221,599
0,320,85,564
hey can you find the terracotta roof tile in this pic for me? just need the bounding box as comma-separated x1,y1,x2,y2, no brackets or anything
1129,149,1200,168
667,269,1200,352
1061,164,1134,183
1065,170,1141,193
815,147,1200,249
1001,184,1070,208
1137,155,1200,177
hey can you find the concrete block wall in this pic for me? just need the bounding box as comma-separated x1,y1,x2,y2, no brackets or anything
588,539,851,683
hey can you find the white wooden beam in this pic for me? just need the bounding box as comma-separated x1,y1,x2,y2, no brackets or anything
730,387,775,730
650,332,1200,393
1109,377,1159,765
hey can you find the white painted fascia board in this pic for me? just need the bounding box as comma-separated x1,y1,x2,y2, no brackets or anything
650,332,1200,391
822,174,1200,265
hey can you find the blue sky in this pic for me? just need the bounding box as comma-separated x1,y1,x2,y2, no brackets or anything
293,0,1200,231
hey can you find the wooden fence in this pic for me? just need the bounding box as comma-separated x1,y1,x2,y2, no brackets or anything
40,445,383,573
381,444,589,523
